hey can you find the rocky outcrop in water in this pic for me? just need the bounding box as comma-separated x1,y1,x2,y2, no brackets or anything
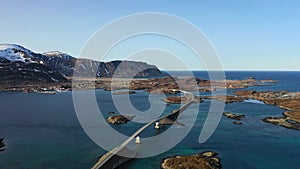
263,116,300,130
233,121,243,125
161,151,222,169
223,112,245,120
0,138,5,151
223,112,245,125
107,115,134,124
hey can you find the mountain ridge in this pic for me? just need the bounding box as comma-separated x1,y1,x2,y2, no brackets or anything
0,44,165,85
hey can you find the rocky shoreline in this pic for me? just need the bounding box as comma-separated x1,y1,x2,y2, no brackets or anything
2,75,298,131
161,95,202,104
204,90,300,130
262,116,300,130
113,90,136,95
0,76,276,94
204,95,246,104
235,90,300,130
161,151,222,169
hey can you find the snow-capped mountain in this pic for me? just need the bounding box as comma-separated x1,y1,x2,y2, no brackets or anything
43,51,73,60
0,44,165,84
0,44,43,63
0,44,66,84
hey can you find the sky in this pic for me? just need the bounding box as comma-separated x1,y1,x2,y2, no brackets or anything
1,0,299,71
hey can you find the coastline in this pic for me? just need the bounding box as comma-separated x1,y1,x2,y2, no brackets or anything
0,75,277,93
235,90,300,130
0,72,299,169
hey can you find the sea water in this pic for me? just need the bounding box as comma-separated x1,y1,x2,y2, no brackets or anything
0,71,299,169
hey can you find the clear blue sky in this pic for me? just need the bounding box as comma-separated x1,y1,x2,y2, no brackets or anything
1,0,299,70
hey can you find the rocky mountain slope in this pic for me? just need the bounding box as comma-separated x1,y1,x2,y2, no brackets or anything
0,44,165,85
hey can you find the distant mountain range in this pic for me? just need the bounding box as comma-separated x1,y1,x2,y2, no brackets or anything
0,44,165,85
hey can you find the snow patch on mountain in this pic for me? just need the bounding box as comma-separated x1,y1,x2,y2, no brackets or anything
0,44,36,63
0,44,32,52
43,51,73,60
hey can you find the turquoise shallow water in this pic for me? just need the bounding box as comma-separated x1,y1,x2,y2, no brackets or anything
0,71,299,169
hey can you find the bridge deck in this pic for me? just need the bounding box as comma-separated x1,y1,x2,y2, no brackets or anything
91,90,195,169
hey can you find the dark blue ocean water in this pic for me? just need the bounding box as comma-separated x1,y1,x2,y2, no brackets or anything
0,71,299,169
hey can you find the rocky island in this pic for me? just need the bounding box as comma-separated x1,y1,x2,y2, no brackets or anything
223,112,245,125
223,112,245,120
235,90,300,130
107,115,135,124
0,138,5,151
202,90,300,130
161,151,222,169
203,90,300,129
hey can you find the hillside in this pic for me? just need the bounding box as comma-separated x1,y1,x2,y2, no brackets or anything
0,44,165,86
